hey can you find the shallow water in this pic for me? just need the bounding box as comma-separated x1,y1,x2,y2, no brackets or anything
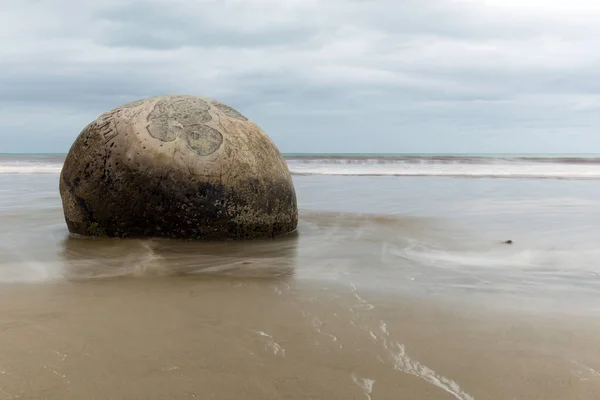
1,156,600,399
3,171,600,313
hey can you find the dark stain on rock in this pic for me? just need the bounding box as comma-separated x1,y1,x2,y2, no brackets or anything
61,162,297,239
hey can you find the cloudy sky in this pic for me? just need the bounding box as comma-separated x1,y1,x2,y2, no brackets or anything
2,0,600,154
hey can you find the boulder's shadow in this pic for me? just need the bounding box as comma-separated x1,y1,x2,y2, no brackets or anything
59,231,299,281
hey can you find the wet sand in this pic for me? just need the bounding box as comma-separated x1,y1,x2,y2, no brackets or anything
1,277,599,400
3,172,600,399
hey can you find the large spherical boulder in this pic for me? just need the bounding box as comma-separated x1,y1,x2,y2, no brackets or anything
59,95,298,239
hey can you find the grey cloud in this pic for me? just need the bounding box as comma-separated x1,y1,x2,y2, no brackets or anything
1,0,600,153
95,3,311,49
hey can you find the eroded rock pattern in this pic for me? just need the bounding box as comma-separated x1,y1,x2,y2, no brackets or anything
59,95,298,239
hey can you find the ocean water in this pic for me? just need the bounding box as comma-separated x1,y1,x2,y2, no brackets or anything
2,153,600,313
3,154,600,399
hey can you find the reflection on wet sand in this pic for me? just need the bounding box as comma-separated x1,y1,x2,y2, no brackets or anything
60,230,299,280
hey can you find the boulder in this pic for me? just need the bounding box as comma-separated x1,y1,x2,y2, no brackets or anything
59,95,298,239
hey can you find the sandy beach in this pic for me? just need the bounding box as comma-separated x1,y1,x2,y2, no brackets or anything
2,155,600,399
1,277,599,400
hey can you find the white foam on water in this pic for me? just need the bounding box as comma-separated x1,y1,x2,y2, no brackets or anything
308,314,341,346
0,161,62,174
395,246,537,269
379,321,388,336
351,283,376,311
393,241,600,278
5,155,600,180
376,319,475,400
287,158,600,180
571,360,600,379
347,290,475,400
351,374,375,400
387,341,474,400
253,330,285,358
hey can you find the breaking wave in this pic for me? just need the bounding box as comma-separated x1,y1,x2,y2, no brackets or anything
4,154,600,179
285,155,600,179
0,155,64,174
